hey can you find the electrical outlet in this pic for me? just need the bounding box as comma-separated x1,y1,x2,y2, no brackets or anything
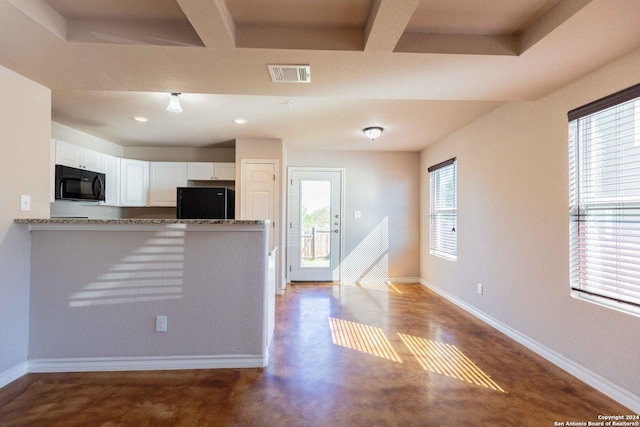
155,315,167,332
20,195,31,211
477,283,483,295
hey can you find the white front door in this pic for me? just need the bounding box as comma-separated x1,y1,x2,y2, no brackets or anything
288,169,343,281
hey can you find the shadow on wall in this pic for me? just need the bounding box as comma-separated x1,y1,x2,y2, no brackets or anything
68,228,185,307
335,217,389,290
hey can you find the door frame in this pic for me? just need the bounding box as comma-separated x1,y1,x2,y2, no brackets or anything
287,167,345,283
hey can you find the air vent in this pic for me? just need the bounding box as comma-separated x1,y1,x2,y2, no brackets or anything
268,65,311,83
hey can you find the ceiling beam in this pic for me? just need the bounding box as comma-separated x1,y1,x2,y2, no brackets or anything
364,0,420,52
176,0,236,48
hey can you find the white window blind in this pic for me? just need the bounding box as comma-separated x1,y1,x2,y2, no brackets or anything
429,158,457,260
568,83,640,314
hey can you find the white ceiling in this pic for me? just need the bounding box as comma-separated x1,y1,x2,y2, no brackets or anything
1,0,639,151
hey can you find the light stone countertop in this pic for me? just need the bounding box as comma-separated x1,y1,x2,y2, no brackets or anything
14,218,269,232
15,218,267,225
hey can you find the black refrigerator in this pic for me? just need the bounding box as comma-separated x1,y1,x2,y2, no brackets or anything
176,187,235,219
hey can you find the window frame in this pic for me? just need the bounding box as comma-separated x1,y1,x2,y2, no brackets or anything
429,157,457,261
568,83,640,317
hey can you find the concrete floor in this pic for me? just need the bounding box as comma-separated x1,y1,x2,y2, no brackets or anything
0,283,631,426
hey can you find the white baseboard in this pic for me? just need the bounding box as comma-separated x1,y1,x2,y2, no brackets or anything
28,354,267,373
420,279,640,413
0,361,28,388
387,277,421,284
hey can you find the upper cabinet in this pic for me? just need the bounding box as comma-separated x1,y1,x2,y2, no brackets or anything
215,163,236,181
52,141,235,208
102,154,121,206
186,162,213,180
187,162,235,181
119,159,149,207
149,162,187,207
55,140,105,173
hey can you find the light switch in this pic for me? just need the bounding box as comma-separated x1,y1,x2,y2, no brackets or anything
20,195,31,211
353,210,361,218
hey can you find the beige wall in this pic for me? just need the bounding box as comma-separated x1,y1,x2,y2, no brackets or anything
0,66,51,381
52,122,124,157
420,48,640,403
123,146,235,162
288,150,420,281
28,226,269,364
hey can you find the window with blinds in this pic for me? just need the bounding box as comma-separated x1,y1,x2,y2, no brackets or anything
568,83,640,315
429,158,457,260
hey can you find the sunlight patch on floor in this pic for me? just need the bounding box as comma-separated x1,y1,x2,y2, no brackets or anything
340,281,402,294
329,317,402,363
398,333,505,393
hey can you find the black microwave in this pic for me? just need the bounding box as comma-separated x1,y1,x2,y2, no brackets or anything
55,164,106,202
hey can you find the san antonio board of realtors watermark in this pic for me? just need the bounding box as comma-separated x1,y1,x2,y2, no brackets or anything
553,414,639,426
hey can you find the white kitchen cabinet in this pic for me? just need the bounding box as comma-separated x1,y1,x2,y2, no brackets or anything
102,154,121,206
55,140,105,173
50,139,56,203
215,162,236,180
187,162,235,181
119,158,149,206
149,162,187,207
187,162,214,180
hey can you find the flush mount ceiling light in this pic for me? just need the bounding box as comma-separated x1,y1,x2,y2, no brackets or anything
167,93,182,113
131,116,150,123
233,118,248,124
363,126,383,141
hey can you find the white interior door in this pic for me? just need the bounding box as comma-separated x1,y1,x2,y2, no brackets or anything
241,161,277,251
288,169,342,281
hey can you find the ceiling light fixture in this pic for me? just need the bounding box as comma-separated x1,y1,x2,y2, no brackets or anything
131,116,150,123
363,126,383,141
167,93,182,113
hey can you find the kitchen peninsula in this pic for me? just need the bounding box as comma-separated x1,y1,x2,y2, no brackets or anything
15,218,275,372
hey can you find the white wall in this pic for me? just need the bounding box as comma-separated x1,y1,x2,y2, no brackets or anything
0,66,51,385
288,150,420,281
420,48,640,406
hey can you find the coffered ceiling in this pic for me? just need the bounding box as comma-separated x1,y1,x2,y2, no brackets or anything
1,0,639,150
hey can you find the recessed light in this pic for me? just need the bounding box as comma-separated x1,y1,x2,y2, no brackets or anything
233,118,248,124
132,116,150,123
